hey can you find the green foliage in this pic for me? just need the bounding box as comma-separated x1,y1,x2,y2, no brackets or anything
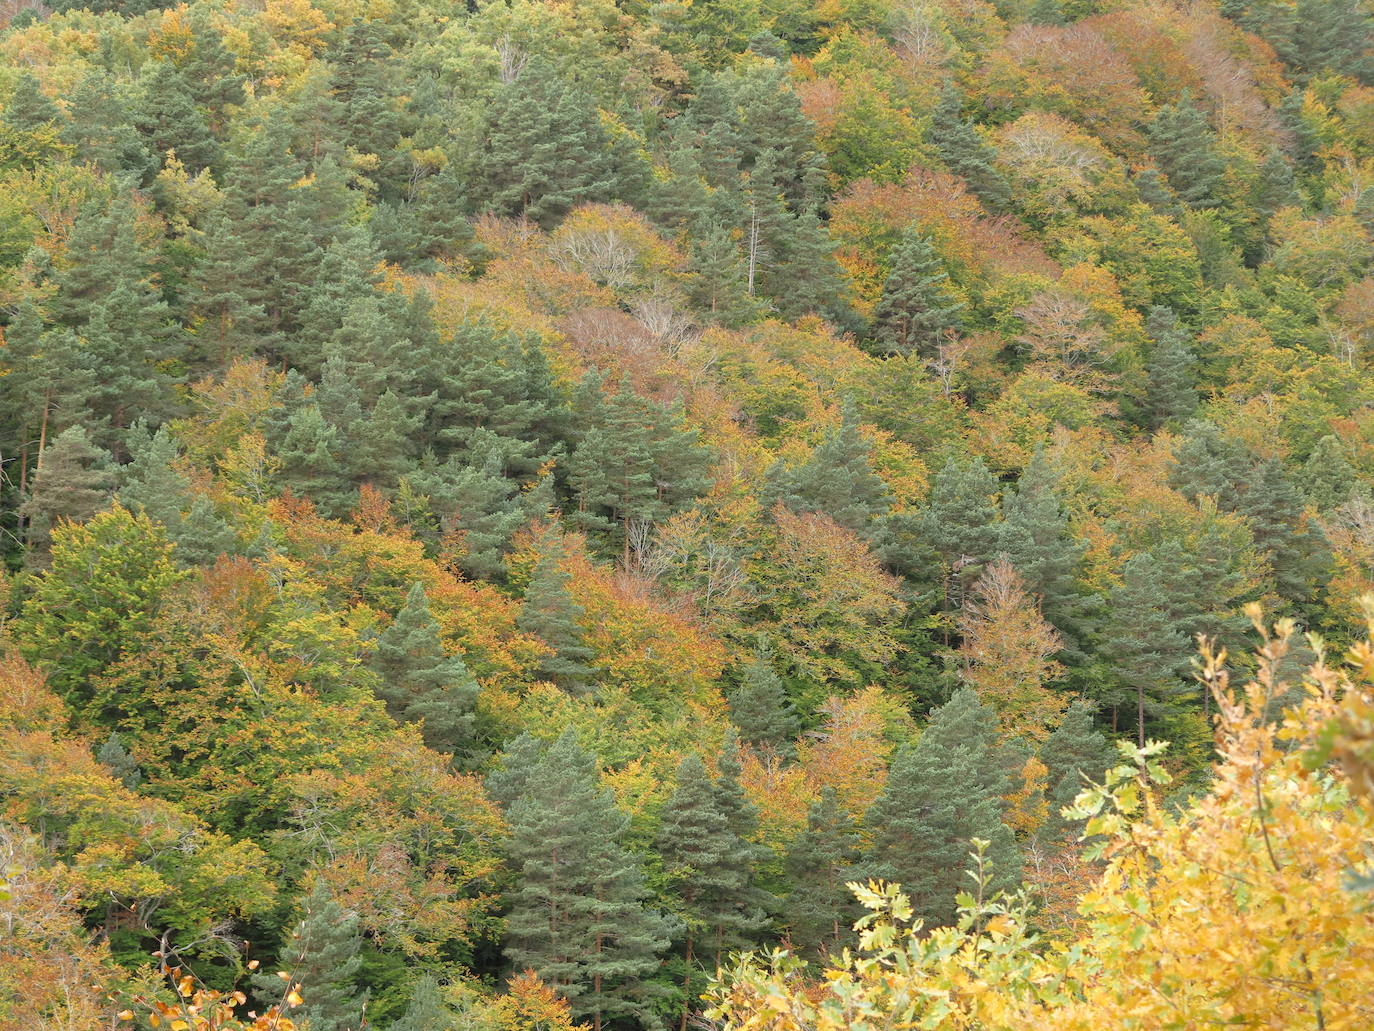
251,880,364,1031
872,229,966,356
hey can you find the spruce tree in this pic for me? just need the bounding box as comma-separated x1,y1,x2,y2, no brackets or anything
657,741,771,1030
96,732,142,789
390,976,454,1031
996,449,1083,634
1298,435,1357,511
19,426,116,559
372,583,479,757
1038,699,1113,835
872,229,966,356
782,786,862,962
1141,306,1199,430
1148,94,1226,209
517,541,595,694
251,880,363,1031
727,654,799,756
505,731,676,1031
133,61,219,174
765,410,892,535
918,456,1003,623
485,732,546,811
477,58,616,228
1102,551,1190,746
930,88,1012,210
862,689,1019,926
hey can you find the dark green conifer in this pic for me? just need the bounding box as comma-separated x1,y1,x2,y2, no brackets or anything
517,540,595,694
997,449,1083,633
133,61,219,173
251,880,363,1031
765,410,892,534
505,731,676,1031
1147,95,1226,209
1298,435,1357,511
1141,307,1200,430
930,88,1011,210
862,689,1019,926
485,731,546,811
1038,699,1113,835
19,426,116,559
390,976,454,1031
727,654,800,756
918,457,1003,620
1102,551,1190,746
372,583,479,757
782,786,862,962
96,732,142,789
872,229,965,356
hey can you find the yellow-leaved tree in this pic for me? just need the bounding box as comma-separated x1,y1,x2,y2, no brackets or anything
708,603,1374,1030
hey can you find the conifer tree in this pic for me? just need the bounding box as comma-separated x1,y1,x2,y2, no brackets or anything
505,731,676,1031
781,786,862,962
1238,458,1331,605
1102,551,1190,746
1148,94,1225,209
996,449,1083,633
251,880,364,1031
727,654,799,755
19,426,116,558
485,732,546,811
477,58,616,228
872,229,966,356
390,976,453,1031
133,61,219,174
517,541,595,694
1298,435,1357,510
1141,306,1200,430
60,71,147,174
687,218,761,326
96,732,142,789
657,742,771,1029
402,448,526,580
4,72,61,131
1038,699,1113,835
918,457,1003,623
862,689,1019,926
372,583,479,757
765,411,892,535
930,88,1012,210
1252,148,1300,222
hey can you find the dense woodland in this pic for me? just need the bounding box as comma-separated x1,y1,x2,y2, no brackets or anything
1,0,1374,1027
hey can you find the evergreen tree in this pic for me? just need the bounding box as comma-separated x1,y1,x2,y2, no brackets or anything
371,583,479,757
996,449,1083,633
1169,420,1252,506
765,410,892,534
96,732,142,789
485,732,547,811
401,447,527,580
687,218,761,326
930,88,1011,210
918,457,1003,622
1038,699,1113,835
657,745,771,1029
727,654,799,755
390,976,454,1031
1298,435,1357,511
4,72,61,131
1148,94,1225,209
1252,148,1300,222
477,58,616,228
251,880,363,1031
1290,0,1374,83
517,540,595,694
60,71,147,174
781,786,862,963
1102,550,1190,746
505,731,676,1031
862,689,1019,926
19,426,116,559
1141,306,1199,430
872,229,965,356
1237,458,1331,605
133,61,219,174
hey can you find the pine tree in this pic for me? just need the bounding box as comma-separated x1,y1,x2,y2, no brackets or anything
930,88,1011,210
390,976,454,1031
19,426,116,559
1252,148,1300,222
872,229,966,356
687,218,761,326
1102,551,1190,746
4,72,61,131
60,71,148,174
274,404,348,516
1298,435,1357,511
996,449,1083,633
1291,0,1374,84
402,448,527,580
133,61,219,174
517,541,595,694
1038,699,1113,835
372,583,479,757
485,732,547,811
1148,94,1226,209
505,731,676,1031
862,689,1020,926
782,786,862,962
96,732,142,789
765,411,892,535
251,880,363,1031
1238,458,1331,605
1141,306,1199,430
727,654,799,755
657,739,772,1030
918,457,1003,625
478,58,616,228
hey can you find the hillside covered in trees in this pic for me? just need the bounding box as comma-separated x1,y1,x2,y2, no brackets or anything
2,0,1374,1026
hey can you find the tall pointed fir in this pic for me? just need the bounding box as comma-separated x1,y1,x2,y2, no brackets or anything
862,688,1019,926
782,786,862,963
1038,699,1114,837
872,229,966,356
1141,306,1200,430
251,880,364,1031
504,731,676,1031
517,539,595,694
930,88,1011,210
1147,94,1225,209
917,456,1003,628
764,410,892,535
371,583,479,758
1102,550,1190,745
727,653,799,756
996,449,1083,635
656,740,771,1030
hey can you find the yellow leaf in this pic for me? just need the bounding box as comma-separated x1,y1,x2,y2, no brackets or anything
286,990,303,1007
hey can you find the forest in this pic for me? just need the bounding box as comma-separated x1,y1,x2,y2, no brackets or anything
1,0,1373,1026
